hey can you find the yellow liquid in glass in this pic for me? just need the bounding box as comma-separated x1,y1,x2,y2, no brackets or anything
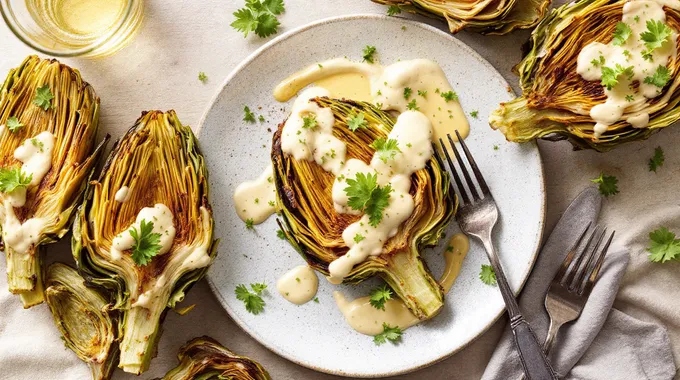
52,0,126,36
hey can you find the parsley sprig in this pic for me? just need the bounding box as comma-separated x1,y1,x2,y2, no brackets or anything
591,173,619,197
440,90,458,102
601,64,633,90
644,65,671,88
231,0,285,38
373,323,402,345
479,264,497,286
243,106,256,123
0,167,32,193
6,116,23,132
362,45,377,64
613,22,632,46
33,85,54,110
369,284,393,311
647,227,680,263
347,111,368,131
640,20,672,54
649,146,664,172
387,5,401,16
129,219,163,266
235,283,268,314
370,138,401,163
344,172,393,227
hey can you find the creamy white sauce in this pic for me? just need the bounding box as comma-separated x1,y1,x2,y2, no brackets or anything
110,204,176,261
276,265,319,304
114,186,131,203
576,0,679,136
233,164,277,224
0,132,55,254
333,233,470,336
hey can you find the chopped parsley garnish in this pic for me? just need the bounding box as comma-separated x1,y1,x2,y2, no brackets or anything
601,64,634,90
268,200,275,207
625,94,634,102
302,114,318,129
362,45,377,64
354,233,365,243
344,172,392,227
640,19,672,53
0,167,32,193
644,65,671,88
258,115,265,122
30,138,44,152
198,72,208,83
613,22,632,46
591,55,605,67
649,146,664,172
276,229,286,239
440,90,458,102
129,219,162,266
493,144,499,150
243,106,256,122
647,227,680,263
6,116,23,132
406,99,419,110
470,110,479,119
369,284,393,310
235,283,267,314
370,138,401,163
403,87,412,99
313,296,319,303
479,264,497,286
231,0,285,38
591,173,619,197
347,111,368,131
373,323,402,345
33,85,54,110
417,90,427,98
245,218,255,229
387,5,401,16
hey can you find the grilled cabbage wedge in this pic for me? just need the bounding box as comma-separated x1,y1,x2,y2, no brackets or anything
45,263,118,380
274,98,455,320
373,0,550,34
158,336,271,380
490,0,680,151
73,110,217,374
0,55,108,307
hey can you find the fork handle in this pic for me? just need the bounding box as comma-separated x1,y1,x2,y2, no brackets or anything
511,316,558,380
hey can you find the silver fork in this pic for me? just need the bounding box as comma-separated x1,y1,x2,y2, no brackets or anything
543,224,615,356
437,131,556,380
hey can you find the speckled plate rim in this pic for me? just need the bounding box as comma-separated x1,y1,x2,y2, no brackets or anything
196,14,546,378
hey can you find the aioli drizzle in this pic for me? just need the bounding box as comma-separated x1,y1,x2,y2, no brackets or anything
276,265,319,304
233,164,277,224
110,203,176,261
114,186,130,203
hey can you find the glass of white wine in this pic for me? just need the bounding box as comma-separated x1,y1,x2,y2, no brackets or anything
1,0,143,57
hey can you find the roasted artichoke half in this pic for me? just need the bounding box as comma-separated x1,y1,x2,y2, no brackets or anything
373,0,550,34
490,0,680,151
158,336,271,380
273,98,455,320
73,110,217,374
0,55,107,307
45,263,118,380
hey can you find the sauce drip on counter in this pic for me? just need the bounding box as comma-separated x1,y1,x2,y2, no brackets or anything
233,164,277,224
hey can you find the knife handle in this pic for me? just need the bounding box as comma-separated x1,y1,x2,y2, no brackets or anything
510,315,557,380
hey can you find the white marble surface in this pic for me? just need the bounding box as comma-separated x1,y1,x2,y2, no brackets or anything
0,1,678,379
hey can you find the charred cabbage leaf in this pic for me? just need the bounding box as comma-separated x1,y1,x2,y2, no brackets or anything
73,110,217,374
45,263,118,380
490,0,680,151
0,55,107,307
273,98,455,320
373,0,550,35
158,336,271,380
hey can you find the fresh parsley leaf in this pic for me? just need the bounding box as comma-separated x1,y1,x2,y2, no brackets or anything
365,184,392,227
258,115,265,122
243,106,256,122
640,19,672,52
470,110,479,119
235,283,267,314
344,172,393,227
277,229,286,239
6,116,23,132
647,227,680,263
231,8,258,37
591,55,606,67
406,99,419,110
302,114,318,129
387,5,401,16
649,146,664,172
479,264,497,286
369,284,392,310
347,112,368,131
255,13,280,38
601,64,634,90
231,0,284,38
313,296,319,303
440,90,458,102
613,22,632,46
33,85,54,110
418,90,427,98
373,323,402,345
362,45,377,64
354,233,365,243
0,167,32,193
129,219,162,266
198,72,208,83
245,218,255,229
625,94,634,102
370,138,401,163
591,173,619,197
262,0,285,14
403,87,412,99
644,65,671,88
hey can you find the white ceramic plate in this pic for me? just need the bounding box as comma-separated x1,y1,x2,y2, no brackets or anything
198,15,545,378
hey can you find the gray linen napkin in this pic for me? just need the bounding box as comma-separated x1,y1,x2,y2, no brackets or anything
482,187,676,380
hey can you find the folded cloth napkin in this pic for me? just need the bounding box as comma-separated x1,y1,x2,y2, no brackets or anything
482,187,676,380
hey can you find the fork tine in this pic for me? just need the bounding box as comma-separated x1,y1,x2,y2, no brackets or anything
455,130,491,196
432,143,457,203
554,223,592,282
446,134,481,201
580,230,615,295
570,228,607,292
437,139,470,205
561,226,599,287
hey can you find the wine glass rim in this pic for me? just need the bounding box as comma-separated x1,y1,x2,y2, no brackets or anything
0,0,137,57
